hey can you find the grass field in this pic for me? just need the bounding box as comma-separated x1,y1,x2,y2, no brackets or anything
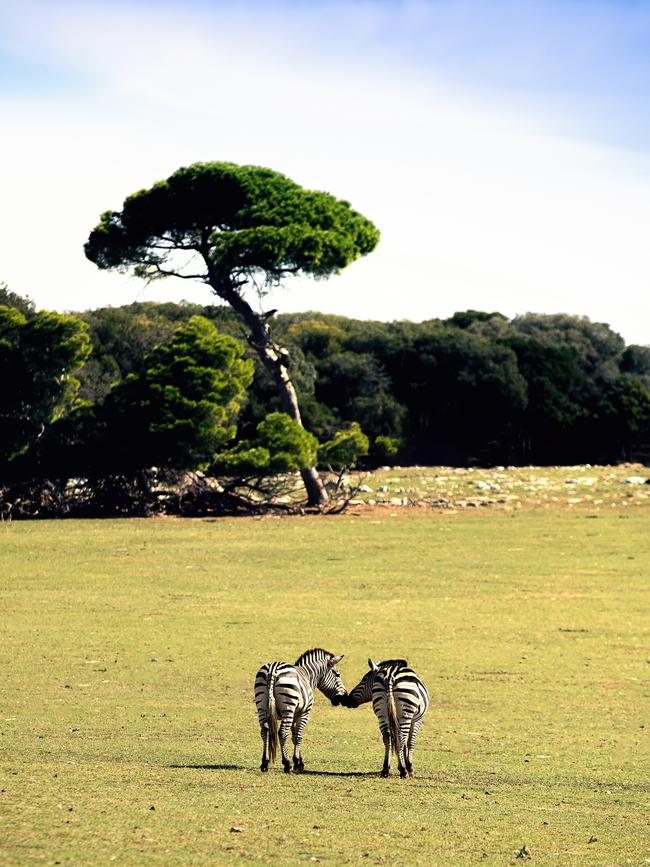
1,491,649,864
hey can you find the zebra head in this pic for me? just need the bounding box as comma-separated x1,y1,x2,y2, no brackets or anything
341,658,380,708
319,653,347,706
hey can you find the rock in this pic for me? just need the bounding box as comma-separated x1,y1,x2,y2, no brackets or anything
475,481,500,491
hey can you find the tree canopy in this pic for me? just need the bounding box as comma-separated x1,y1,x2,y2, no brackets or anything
85,162,380,287
0,306,90,464
43,316,254,480
98,315,254,474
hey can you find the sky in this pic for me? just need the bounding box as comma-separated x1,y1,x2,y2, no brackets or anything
2,0,650,344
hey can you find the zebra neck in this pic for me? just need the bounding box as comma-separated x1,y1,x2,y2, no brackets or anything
297,657,327,688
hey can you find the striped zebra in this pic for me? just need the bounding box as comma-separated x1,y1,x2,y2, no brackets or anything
254,648,347,773
343,658,429,778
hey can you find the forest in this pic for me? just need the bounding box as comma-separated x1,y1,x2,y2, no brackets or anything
1,280,650,517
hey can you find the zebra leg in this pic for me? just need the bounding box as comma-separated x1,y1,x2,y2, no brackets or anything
405,718,423,778
379,722,391,777
260,723,269,772
279,713,294,774
397,714,414,778
292,712,309,772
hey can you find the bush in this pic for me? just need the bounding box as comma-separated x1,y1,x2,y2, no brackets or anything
217,412,318,475
318,422,369,469
373,435,400,459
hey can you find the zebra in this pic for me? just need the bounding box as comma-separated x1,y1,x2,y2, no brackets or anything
254,648,347,773
343,658,429,778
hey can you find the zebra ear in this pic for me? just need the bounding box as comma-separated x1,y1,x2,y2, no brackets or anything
368,658,378,671
329,654,344,667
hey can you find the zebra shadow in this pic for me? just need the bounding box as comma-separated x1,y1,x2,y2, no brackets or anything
169,763,245,771
302,769,378,778
169,764,378,777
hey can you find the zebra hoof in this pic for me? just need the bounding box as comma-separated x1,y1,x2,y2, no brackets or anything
283,765,293,774
399,769,409,779
380,769,390,778
260,764,269,772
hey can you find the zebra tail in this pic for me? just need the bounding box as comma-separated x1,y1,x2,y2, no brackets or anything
386,678,400,757
267,669,279,764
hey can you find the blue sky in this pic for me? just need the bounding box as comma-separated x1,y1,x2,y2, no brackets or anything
2,0,650,343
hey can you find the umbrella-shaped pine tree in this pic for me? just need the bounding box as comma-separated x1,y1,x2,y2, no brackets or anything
85,162,380,506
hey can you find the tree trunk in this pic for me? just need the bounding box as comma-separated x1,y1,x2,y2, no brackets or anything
136,469,153,516
211,282,329,508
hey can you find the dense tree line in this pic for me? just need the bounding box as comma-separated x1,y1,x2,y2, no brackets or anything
1,284,649,515
75,298,649,466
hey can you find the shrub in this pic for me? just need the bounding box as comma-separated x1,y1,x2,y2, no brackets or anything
318,422,369,469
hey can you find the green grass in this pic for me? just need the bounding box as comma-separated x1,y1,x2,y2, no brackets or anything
1,503,648,865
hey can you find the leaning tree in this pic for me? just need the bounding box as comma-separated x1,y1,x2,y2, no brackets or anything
85,162,379,506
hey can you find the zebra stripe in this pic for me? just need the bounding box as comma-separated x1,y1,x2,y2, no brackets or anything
344,658,429,778
254,648,347,773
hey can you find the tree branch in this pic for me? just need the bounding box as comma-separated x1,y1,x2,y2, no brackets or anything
148,242,202,253
144,263,209,281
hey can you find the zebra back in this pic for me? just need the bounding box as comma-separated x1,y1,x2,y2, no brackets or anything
346,658,428,717
373,660,428,705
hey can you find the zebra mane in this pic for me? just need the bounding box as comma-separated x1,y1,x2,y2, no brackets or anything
295,648,333,666
377,658,408,669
